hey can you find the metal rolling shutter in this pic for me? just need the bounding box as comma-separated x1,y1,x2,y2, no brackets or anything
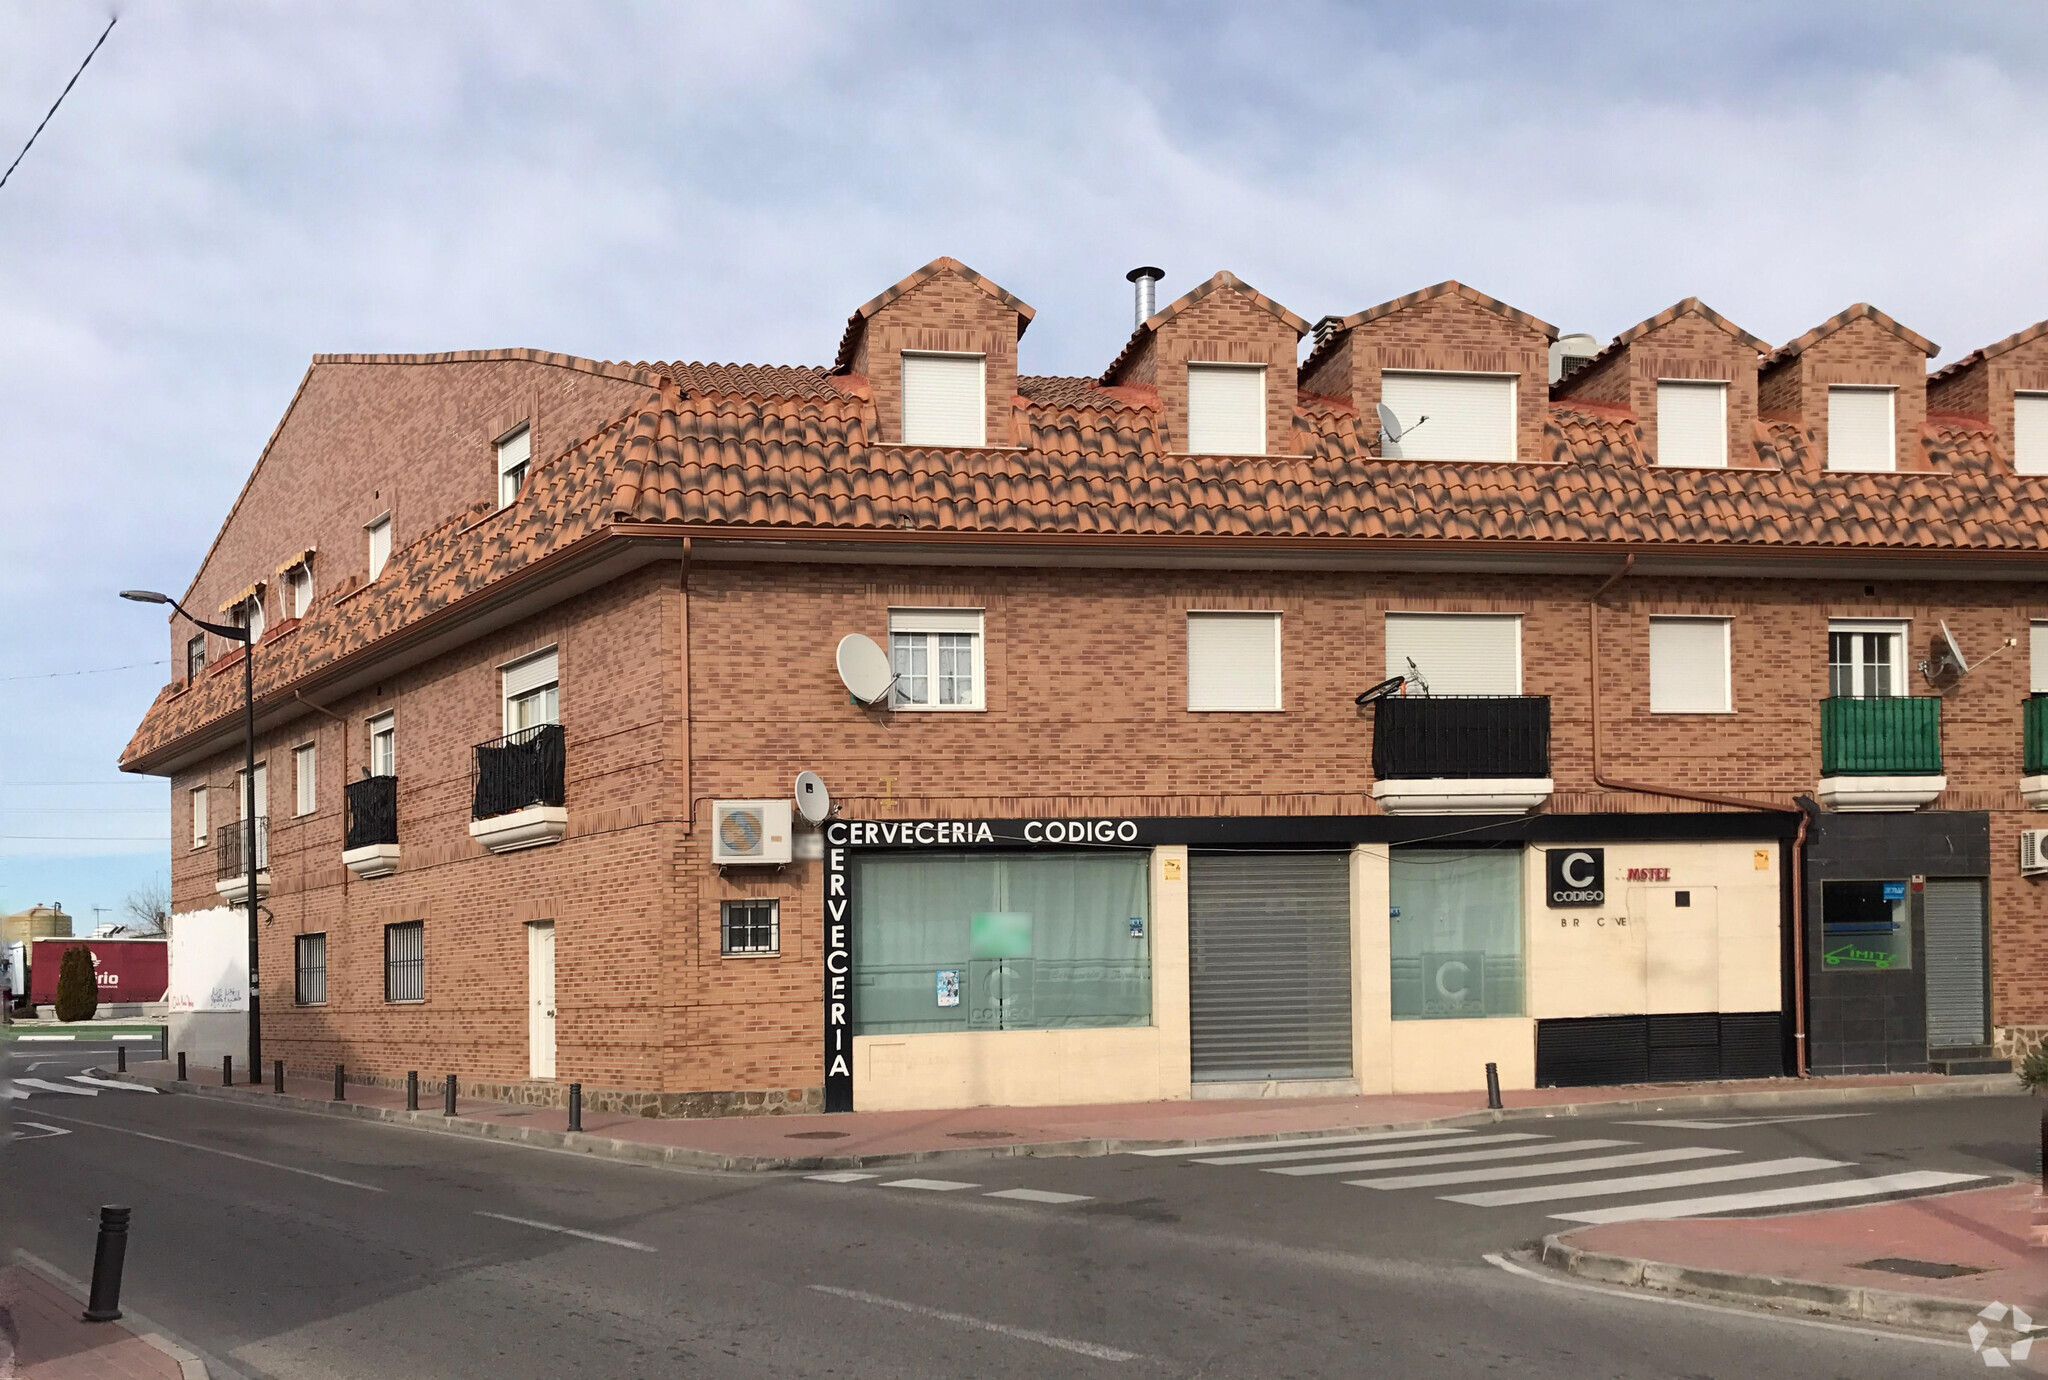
1186,364,1267,456
1924,880,1988,1047
1380,371,1516,462
1655,381,1729,468
1384,613,1521,696
1826,386,1896,472
2016,393,2048,476
900,352,987,446
1188,853,1352,1082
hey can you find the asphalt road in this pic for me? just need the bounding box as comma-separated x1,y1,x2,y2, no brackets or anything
1,1082,2034,1379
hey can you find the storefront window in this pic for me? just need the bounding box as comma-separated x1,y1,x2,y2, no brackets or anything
1821,880,1913,971
1390,848,1524,1019
852,851,1152,1035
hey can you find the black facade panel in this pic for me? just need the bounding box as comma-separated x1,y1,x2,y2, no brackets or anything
1540,1012,1784,1086
1536,1016,1650,1087
1718,1013,1785,1078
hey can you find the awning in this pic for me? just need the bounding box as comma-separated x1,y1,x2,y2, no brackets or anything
217,581,265,614
274,548,316,577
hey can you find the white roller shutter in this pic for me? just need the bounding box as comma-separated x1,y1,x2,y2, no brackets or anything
1923,880,1988,1047
2015,392,2048,475
502,648,559,699
1827,386,1896,472
1655,381,1728,468
1188,612,1281,711
1384,614,1520,695
1648,617,1731,712
1380,371,1516,462
2032,621,2048,693
900,352,986,446
1186,364,1267,456
889,608,983,635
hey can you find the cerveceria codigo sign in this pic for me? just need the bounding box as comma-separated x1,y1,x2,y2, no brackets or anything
1546,848,1605,907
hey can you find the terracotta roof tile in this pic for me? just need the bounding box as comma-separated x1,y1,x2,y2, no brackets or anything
1101,271,1309,383
1553,299,1770,392
1761,303,1937,370
1929,317,2048,384
832,257,1035,371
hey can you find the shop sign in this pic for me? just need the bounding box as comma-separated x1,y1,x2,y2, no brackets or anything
1545,848,1606,907
823,834,854,1112
824,818,1142,848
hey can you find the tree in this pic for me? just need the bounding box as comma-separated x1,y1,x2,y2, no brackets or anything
54,945,98,1022
122,875,170,936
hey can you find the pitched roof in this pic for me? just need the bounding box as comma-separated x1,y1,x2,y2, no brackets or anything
1100,272,1311,384
1553,299,1770,392
1928,317,2048,384
1299,280,1559,382
831,257,1035,371
1760,303,1937,370
633,361,851,401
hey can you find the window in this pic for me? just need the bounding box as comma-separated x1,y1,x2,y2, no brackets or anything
496,424,531,507
2033,621,2048,694
1827,386,1896,472
1648,617,1732,713
889,609,984,710
1656,380,1728,468
1828,620,1907,698
1390,848,1524,1019
368,713,396,777
190,786,208,848
235,592,266,645
238,762,268,820
899,352,986,447
1186,363,1267,456
1384,613,1521,695
851,851,1151,1034
2016,393,2048,476
366,514,392,579
295,933,328,1005
1380,371,1517,463
384,920,424,1002
287,560,313,618
293,742,317,816
186,635,206,683
721,899,780,956
1187,611,1281,711
1820,880,1912,971
501,648,560,733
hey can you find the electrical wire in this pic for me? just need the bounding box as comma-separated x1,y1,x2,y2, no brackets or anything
0,659,168,683
0,16,116,192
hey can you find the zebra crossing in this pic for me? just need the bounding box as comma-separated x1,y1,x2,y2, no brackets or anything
0,1075,156,1100
1132,1124,1990,1223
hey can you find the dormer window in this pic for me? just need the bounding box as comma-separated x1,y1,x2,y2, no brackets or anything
899,352,985,447
2015,392,2048,476
234,591,266,644
186,635,206,682
1186,363,1267,456
286,558,314,618
366,514,392,579
1380,370,1516,463
1826,386,1896,472
1655,380,1728,468
496,423,532,507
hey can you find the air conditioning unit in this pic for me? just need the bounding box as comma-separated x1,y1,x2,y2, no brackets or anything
712,800,793,866
2023,830,2048,876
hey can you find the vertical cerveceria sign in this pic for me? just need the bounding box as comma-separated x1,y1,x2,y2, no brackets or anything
823,823,855,1111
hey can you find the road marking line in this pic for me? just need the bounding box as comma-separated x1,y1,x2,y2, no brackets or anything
880,1178,981,1192
1551,1170,1990,1223
985,1188,1093,1204
12,1078,97,1096
8,1122,70,1141
66,1075,156,1092
111,1035,157,1043
26,1111,387,1191
1267,1138,1633,1177
12,1035,74,1042
808,1284,1141,1362
1349,1147,1738,1190
475,1211,656,1252
1617,1114,1871,1130
1198,1132,1541,1166
1129,1126,1470,1157
0,1084,24,1100
806,1171,881,1183
1443,1156,1852,1206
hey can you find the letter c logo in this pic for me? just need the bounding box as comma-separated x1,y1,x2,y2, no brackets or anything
1562,852,1596,888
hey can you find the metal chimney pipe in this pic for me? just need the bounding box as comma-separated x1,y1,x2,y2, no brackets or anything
1126,266,1164,329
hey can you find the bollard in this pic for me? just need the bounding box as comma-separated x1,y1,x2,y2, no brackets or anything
406,1070,418,1112
223,1055,233,1088
1485,1061,1503,1111
117,1045,126,1074
176,1051,186,1082
273,1059,284,1094
159,1026,169,1064
334,1064,346,1102
81,1206,131,1322
443,1073,456,1117
568,1082,582,1133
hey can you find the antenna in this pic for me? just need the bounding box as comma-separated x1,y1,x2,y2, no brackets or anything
1376,403,1428,449
793,771,832,825
835,633,897,706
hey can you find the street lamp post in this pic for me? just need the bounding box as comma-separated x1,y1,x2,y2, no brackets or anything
121,589,260,1083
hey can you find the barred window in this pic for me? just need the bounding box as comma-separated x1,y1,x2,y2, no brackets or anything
721,899,779,956
295,933,327,1005
384,921,424,1002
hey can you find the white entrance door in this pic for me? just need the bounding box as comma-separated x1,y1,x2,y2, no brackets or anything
528,922,556,1080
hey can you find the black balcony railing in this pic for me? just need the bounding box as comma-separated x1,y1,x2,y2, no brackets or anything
216,815,270,883
472,723,565,821
345,774,399,850
1371,695,1552,780
1820,696,1942,776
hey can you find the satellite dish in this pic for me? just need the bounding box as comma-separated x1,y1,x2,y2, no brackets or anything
794,771,832,825
1376,403,1428,448
1935,621,1972,677
835,633,896,706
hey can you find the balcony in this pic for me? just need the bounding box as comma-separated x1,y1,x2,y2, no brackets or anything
468,723,567,853
215,815,270,902
343,774,400,879
2022,695,2048,809
1368,695,1553,815
1817,695,1945,812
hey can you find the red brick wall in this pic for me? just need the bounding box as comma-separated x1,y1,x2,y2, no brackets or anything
1928,360,1990,419
1342,294,1552,464
1556,349,1630,408
848,269,1020,447
1141,288,1301,455
1614,313,1762,468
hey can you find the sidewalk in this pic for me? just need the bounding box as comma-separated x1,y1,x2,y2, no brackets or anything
0,1262,203,1379
113,1059,2013,1171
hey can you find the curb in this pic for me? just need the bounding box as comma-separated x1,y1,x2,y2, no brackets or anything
8,1249,222,1379
93,1068,2019,1175
1536,1232,2001,1338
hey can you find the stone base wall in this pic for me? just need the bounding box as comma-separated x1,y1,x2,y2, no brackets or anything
1993,1025,2048,1065
333,1066,824,1119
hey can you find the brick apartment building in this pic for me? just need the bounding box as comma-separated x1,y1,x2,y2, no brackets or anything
121,257,2048,1116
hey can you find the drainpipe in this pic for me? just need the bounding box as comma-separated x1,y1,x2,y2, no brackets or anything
294,691,350,900
1587,555,1811,1076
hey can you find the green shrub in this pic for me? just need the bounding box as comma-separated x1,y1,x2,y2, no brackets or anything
54,945,98,1023
2020,1045,2048,1094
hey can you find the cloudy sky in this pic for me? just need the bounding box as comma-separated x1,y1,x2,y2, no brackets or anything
4,1,2047,925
